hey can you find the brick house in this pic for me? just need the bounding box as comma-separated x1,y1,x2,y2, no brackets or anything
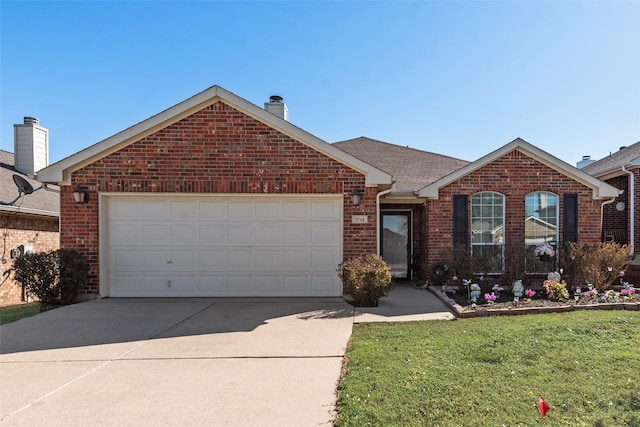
0,118,60,305
35,86,619,299
581,142,639,255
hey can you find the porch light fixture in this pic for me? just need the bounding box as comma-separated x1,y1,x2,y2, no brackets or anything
72,186,88,204
351,189,363,207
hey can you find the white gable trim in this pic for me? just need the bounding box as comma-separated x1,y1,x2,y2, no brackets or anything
418,138,620,199
36,86,392,187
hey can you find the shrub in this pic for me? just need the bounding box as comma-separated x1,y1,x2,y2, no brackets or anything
338,254,391,306
566,242,631,292
13,249,89,306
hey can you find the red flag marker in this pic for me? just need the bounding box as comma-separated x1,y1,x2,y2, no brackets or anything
539,396,550,420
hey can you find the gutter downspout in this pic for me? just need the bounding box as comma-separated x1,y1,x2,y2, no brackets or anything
622,165,635,254
376,186,394,255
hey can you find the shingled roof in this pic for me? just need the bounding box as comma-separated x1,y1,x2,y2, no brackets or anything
582,141,640,177
333,137,469,192
0,150,59,217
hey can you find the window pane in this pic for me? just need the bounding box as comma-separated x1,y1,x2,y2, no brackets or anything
525,192,558,245
471,192,504,272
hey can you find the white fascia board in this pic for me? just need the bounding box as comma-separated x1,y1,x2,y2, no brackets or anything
37,86,228,184
36,85,393,187
418,138,620,199
0,205,59,218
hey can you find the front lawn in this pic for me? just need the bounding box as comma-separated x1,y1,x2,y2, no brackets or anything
336,311,640,426
0,302,44,325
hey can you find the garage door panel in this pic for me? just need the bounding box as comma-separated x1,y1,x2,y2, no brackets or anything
140,251,170,268
199,225,227,243
107,196,342,297
199,200,227,218
228,276,255,292
110,199,140,218
170,250,199,267
255,225,282,243
311,225,340,244
171,201,199,219
283,251,307,268
110,223,140,244
255,250,282,268
227,250,254,267
200,250,226,267
112,250,139,268
228,225,254,245
141,200,170,218
228,201,254,217
255,200,283,217
170,225,199,243
311,250,338,268
141,224,170,244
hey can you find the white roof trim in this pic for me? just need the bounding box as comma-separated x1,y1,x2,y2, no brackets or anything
0,205,59,218
36,86,392,186
418,138,620,199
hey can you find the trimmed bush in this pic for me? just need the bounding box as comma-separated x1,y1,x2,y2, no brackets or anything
338,254,391,306
13,249,89,306
565,242,631,292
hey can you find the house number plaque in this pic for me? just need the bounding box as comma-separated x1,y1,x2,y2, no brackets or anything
352,215,368,224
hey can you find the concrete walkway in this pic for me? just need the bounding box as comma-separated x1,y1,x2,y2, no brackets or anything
0,286,452,426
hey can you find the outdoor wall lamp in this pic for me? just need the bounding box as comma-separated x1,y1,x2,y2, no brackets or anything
351,188,363,207
72,186,88,204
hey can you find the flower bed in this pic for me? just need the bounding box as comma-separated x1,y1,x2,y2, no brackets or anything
432,285,640,318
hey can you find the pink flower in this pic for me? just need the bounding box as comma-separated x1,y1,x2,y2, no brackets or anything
525,289,535,298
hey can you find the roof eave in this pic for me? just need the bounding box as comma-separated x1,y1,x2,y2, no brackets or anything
418,138,620,199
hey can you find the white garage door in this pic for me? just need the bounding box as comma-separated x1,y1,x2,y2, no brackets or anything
104,195,343,297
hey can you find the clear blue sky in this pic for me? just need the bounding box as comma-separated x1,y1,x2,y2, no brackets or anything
1,1,638,168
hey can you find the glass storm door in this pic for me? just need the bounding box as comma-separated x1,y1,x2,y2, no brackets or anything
381,212,411,279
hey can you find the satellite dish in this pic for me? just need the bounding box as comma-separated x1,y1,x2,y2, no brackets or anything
13,175,34,195
0,174,42,206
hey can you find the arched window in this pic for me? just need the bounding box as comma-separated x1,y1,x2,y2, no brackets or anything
525,192,559,272
471,192,504,272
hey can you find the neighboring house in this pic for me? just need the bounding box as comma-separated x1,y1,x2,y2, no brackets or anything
0,118,60,305
35,86,620,299
581,142,640,254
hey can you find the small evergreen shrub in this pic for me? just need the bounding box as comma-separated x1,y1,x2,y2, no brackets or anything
13,249,89,306
338,254,391,306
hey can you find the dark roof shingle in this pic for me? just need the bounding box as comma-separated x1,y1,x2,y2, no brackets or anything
0,150,59,215
582,141,640,176
333,137,469,191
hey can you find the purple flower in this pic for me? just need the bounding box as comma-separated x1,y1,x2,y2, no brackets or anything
525,289,535,298
484,292,497,302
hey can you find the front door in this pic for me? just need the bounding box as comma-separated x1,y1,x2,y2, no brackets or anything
381,212,411,279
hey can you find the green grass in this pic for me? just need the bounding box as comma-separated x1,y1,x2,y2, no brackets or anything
336,311,640,426
0,302,45,325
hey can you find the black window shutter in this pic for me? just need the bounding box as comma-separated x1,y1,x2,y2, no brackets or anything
453,195,468,247
564,194,578,243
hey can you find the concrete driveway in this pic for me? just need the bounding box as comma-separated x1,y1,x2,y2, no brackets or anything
0,298,354,426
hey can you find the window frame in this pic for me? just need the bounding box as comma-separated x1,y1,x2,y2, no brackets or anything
470,191,505,274
524,191,559,273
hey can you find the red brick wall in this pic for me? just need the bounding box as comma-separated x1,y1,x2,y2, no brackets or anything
602,175,629,243
426,150,605,266
634,171,640,253
0,214,59,306
60,101,374,296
